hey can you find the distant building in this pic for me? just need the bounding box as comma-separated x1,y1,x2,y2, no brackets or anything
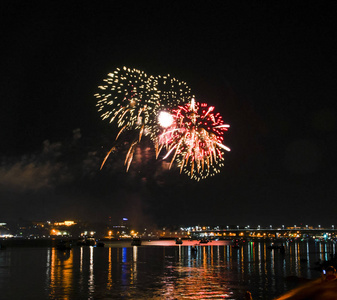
54,221,76,226
50,220,77,236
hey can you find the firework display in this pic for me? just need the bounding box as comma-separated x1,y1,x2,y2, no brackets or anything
96,67,230,180
95,67,193,171
95,67,158,141
156,98,230,180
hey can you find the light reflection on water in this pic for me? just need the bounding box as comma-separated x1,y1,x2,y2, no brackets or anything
49,247,74,299
0,240,334,299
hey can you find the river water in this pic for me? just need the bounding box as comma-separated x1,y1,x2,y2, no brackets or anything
0,240,334,299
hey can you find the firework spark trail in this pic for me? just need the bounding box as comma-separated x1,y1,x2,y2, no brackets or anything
100,147,116,170
125,141,138,172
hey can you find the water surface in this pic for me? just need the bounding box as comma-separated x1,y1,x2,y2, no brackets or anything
0,240,332,299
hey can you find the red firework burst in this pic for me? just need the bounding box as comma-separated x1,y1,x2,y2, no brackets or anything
156,98,230,180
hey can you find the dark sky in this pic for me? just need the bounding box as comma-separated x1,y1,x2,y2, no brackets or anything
1,1,336,227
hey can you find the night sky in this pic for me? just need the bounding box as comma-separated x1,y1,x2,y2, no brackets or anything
1,2,336,227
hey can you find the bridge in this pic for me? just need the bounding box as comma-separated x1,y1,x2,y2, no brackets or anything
188,227,337,240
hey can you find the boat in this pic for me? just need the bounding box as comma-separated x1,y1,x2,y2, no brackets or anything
231,239,241,248
96,241,105,247
267,243,285,253
77,237,96,246
56,240,72,251
232,242,241,249
199,238,209,244
175,238,183,244
131,237,142,246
